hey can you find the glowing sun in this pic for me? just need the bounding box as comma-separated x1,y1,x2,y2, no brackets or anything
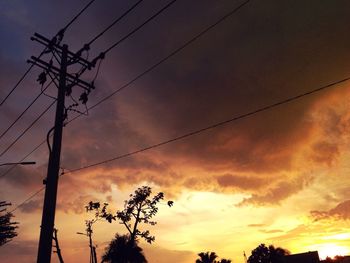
313,244,349,259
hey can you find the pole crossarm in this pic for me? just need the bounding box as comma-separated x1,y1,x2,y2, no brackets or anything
31,33,94,69
28,56,94,91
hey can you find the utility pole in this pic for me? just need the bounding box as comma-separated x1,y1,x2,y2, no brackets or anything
53,228,64,263
28,33,96,263
77,220,98,263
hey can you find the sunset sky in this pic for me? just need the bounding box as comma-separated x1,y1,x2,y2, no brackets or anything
1,0,350,262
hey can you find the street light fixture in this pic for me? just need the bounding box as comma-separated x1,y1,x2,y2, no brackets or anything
0,161,36,166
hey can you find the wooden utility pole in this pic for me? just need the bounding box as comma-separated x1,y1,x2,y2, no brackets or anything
28,32,95,263
37,43,67,263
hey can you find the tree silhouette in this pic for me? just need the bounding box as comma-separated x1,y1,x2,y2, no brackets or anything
87,186,172,244
218,259,232,263
0,201,18,246
101,234,147,263
324,256,345,263
196,252,219,263
248,244,290,263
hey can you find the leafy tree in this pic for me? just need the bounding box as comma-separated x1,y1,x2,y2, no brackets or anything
248,244,290,263
87,186,172,244
324,256,345,263
101,234,147,263
196,252,219,263
0,201,18,246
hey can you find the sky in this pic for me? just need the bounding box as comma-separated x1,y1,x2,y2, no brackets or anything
1,0,350,262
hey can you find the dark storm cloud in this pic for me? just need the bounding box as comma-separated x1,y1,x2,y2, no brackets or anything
0,164,45,190
79,0,350,177
2,0,350,209
56,1,349,204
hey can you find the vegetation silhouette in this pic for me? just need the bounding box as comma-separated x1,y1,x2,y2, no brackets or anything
195,251,232,263
86,186,172,263
323,256,346,263
248,244,290,263
196,251,218,263
87,186,173,244
101,234,147,263
0,201,18,246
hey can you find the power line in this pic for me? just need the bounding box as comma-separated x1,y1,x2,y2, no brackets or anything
0,140,46,179
0,100,55,158
0,0,251,177
9,187,45,213
86,0,144,47
0,65,35,107
67,75,350,173
103,0,178,55
1,0,150,144
0,0,97,107
0,81,54,141
11,75,350,212
71,0,251,121
60,0,97,34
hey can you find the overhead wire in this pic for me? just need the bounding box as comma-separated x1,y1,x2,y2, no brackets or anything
66,76,350,173
0,0,97,108
0,0,146,158
60,0,97,34
9,187,45,213
0,81,54,141
0,0,250,178
0,66,35,107
0,0,98,156
70,0,251,121
103,0,178,55
0,100,56,158
0,140,46,179
10,75,350,211
85,0,144,47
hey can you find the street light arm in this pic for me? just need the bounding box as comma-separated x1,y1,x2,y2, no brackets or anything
0,161,36,167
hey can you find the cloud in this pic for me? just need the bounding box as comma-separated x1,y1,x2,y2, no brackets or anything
0,164,46,191
310,141,339,166
248,223,266,227
2,0,350,221
237,173,314,206
260,229,284,234
56,194,98,214
19,199,42,213
311,200,350,221
216,174,268,190
0,240,37,262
